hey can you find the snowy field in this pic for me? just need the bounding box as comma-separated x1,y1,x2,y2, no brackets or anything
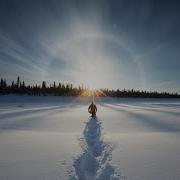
0,96,180,180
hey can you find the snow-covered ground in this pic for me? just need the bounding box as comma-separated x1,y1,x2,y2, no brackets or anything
0,96,180,180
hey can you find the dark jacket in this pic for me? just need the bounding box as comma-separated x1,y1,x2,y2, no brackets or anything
88,103,97,116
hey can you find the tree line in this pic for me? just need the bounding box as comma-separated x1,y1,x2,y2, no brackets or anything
0,76,179,98
0,76,85,96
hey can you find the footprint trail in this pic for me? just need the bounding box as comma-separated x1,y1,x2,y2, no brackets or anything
70,117,122,180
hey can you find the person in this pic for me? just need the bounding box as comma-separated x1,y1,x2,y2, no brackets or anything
88,101,97,117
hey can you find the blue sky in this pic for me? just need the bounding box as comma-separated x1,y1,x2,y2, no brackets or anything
0,0,180,92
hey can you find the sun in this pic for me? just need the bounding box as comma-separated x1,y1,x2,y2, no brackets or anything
79,89,107,97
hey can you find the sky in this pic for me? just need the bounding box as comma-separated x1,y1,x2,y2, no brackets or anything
0,0,180,93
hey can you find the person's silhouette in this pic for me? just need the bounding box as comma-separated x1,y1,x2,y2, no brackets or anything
88,101,97,117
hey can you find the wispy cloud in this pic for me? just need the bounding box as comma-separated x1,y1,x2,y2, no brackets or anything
0,0,180,91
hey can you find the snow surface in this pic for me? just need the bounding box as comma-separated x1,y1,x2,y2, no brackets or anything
0,96,180,180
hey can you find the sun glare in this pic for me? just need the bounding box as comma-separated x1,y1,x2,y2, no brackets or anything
79,89,107,97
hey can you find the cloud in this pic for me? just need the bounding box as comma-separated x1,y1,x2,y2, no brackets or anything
0,0,180,92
